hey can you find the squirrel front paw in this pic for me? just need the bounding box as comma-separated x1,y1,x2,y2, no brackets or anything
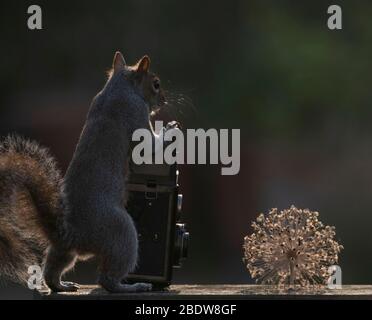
165,121,181,130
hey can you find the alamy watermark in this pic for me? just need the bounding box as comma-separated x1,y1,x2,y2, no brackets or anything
27,263,342,290
131,121,240,175
327,5,342,30
327,265,342,289
28,5,343,32
27,265,43,290
27,5,42,30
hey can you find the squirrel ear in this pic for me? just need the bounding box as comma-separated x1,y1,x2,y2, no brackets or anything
136,55,151,73
112,51,126,72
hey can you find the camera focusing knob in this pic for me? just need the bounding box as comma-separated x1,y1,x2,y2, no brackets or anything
177,194,183,220
177,194,183,212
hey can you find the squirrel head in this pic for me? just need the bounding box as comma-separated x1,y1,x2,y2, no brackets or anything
111,51,166,111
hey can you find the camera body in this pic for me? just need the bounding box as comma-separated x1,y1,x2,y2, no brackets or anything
126,161,189,288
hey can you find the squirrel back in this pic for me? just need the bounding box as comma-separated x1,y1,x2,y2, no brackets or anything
0,135,63,283
62,53,165,247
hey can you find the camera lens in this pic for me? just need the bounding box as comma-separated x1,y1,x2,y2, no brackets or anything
173,223,189,267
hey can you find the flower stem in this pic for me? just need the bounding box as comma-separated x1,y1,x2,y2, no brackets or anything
289,261,295,287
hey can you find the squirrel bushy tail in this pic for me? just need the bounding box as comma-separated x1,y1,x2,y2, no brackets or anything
0,135,63,284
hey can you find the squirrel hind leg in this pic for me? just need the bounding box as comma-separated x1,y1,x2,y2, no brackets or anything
97,210,152,293
97,238,152,293
44,245,79,292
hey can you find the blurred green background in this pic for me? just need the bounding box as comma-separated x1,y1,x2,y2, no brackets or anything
1,0,372,298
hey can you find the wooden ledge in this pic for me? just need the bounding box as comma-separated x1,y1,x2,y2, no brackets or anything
34,284,372,300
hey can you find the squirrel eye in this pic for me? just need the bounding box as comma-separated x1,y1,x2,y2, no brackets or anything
153,79,160,91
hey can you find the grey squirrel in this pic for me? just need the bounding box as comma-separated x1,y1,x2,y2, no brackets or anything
0,51,177,293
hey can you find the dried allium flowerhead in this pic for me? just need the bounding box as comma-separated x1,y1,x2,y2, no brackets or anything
243,206,343,287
